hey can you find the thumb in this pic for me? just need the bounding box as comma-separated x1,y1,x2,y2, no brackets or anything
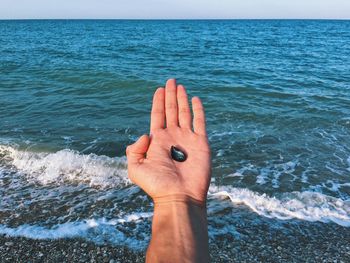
126,134,150,165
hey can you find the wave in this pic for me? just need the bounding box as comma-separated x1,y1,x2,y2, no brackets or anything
1,145,350,227
209,186,350,227
0,145,129,188
0,212,152,250
1,189,349,250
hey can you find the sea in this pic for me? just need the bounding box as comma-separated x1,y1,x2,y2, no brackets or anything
0,20,350,251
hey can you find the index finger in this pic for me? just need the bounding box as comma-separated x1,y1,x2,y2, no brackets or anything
150,87,165,133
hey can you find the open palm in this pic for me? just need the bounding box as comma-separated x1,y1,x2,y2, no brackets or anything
126,79,211,203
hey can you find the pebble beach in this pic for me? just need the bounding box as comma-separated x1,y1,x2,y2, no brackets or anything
2,210,350,263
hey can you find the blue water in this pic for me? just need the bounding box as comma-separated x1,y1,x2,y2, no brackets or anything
0,20,350,248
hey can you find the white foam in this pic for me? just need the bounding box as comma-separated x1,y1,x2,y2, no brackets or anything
0,145,129,188
256,161,297,188
227,164,257,178
209,186,350,227
309,181,350,194
0,188,350,249
1,144,350,248
0,212,153,250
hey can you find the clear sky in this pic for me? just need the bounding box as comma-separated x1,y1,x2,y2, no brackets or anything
0,0,349,19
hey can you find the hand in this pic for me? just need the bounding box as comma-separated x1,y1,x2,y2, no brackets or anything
126,79,211,203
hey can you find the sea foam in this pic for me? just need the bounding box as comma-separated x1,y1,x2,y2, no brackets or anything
0,212,153,250
1,145,350,227
0,145,129,188
209,186,350,227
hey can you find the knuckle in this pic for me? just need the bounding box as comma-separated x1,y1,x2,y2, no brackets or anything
166,103,178,109
181,126,192,132
178,94,188,100
152,109,164,114
194,106,204,111
195,117,205,123
179,107,190,114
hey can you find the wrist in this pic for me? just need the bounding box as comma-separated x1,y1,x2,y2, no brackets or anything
148,193,209,263
152,193,206,208
152,194,208,234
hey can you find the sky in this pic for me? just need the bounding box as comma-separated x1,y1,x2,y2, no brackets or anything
0,0,349,19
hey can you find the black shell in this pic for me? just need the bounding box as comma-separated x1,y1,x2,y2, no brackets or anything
170,146,187,162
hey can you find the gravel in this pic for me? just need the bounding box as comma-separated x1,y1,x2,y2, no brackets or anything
1,214,350,262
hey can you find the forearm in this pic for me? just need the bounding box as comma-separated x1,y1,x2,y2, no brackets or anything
146,195,209,263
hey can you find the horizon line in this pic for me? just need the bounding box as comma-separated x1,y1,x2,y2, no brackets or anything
1,18,350,21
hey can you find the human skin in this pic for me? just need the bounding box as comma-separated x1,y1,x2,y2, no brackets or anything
126,79,211,263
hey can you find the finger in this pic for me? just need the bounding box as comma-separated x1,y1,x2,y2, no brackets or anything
150,87,165,133
165,79,178,127
192,97,207,136
177,85,191,129
126,134,150,165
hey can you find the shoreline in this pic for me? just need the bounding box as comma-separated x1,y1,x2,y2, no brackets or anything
1,219,350,263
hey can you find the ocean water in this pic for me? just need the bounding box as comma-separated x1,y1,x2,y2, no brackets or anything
0,20,350,250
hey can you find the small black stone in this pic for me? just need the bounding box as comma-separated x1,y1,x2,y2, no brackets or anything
170,146,187,162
